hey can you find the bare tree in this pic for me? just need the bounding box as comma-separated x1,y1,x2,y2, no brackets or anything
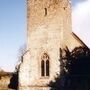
8,44,26,90
15,44,26,72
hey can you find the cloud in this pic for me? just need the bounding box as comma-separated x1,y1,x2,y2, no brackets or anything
72,0,90,48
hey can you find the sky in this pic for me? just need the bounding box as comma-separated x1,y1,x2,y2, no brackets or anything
0,0,90,72
72,0,90,48
0,0,26,71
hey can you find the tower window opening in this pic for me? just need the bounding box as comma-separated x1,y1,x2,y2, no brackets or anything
41,60,45,76
44,8,47,16
46,60,49,76
41,53,50,77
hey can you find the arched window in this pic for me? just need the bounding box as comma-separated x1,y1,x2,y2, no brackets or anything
46,60,49,76
41,60,45,76
41,53,50,77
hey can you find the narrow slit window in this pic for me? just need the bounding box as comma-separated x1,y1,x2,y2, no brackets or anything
46,60,49,76
41,60,45,76
45,8,47,16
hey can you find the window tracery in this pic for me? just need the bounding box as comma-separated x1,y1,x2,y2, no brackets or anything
41,53,50,77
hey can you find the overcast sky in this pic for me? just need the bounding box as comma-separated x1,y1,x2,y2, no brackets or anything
0,0,89,72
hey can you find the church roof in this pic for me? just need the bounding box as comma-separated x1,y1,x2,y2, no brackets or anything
72,32,88,49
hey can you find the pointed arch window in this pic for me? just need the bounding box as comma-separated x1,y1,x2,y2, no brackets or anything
46,60,49,76
41,60,45,76
41,53,50,77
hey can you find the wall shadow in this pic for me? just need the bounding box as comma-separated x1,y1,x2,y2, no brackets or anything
8,72,18,90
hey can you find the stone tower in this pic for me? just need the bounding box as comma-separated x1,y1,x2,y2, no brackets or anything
19,0,85,90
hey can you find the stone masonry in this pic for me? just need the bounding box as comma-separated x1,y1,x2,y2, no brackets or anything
19,0,85,90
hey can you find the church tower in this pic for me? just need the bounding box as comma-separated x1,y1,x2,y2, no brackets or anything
19,0,84,90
